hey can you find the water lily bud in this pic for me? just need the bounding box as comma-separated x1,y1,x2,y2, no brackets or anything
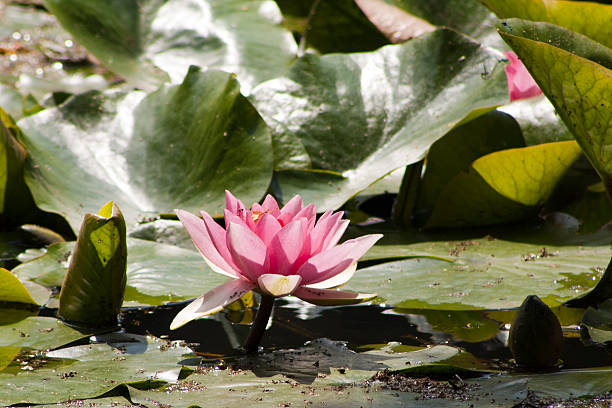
509,295,563,369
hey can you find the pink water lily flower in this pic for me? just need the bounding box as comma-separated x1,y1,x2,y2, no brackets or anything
170,191,382,330
504,51,542,102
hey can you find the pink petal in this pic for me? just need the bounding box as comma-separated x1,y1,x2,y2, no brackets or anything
304,261,357,289
224,208,255,231
200,210,240,271
261,194,280,216
254,213,282,246
293,287,377,306
175,209,240,278
267,219,310,276
257,274,302,297
322,219,350,251
504,51,542,102
310,211,342,255
294,204,317,228
226,221,268,281
169,279,255,329
277,195,303,226
225,190,247,215
297,234,382,285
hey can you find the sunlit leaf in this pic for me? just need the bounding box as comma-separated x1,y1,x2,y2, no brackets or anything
18,67,274,232
498,19,612,199
482,0,612,49
58,202,127,328
251,28,509,210
425,141,582,227
42,0,297,93
0,267,37,306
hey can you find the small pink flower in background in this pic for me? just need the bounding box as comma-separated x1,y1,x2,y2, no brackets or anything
170,191,382,330
504,51,542,102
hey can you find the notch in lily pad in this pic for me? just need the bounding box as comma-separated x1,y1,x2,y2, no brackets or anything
58,201,127,330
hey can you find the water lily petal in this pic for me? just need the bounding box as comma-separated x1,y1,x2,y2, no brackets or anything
298,234,382,285
227,221,268,281
261,194,280,216
304,261,357,289
322,219,350,251
169,279,255,329
254,213,282,246
267,219,310,276
278,194,303,226
505,51,542,102
257,274,302,297
175,209,240,278
310,211,342,254
294,204,317,230
200,210,240,270
293,287,377,306
225,189,247,215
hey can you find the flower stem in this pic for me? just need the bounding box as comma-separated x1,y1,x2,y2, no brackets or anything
243,294,275,353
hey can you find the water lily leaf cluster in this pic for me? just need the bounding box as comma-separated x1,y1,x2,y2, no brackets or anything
1,0,612,405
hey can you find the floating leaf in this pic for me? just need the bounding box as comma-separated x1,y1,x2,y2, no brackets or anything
13,239,228,307
18,67,274,232
0,336,189,406
0,268,38,306
42,0,296,92
58,201,127,328
251,28,509,210
482,0,612,48
347,222,612,309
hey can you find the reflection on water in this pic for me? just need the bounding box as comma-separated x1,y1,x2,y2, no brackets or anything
119,298,612,369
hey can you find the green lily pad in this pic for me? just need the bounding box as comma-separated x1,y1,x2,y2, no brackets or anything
387,0,505,48
42,0,297,92
498,95,574,146
346,224,611,309
18,67,274,232
0,316,89,350
497,19,612,199
251,28,509,210
13,238,228,307
482,0,612,49
425,141,582,228
409,110,524,225
58,202,127,329
0,267,37,306
275,0,389,54
0,336,189,406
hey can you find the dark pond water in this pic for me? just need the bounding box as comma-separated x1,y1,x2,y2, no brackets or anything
118,299,612,371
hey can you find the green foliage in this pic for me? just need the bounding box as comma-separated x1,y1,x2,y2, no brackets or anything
58,202,127,328
18,68,274,232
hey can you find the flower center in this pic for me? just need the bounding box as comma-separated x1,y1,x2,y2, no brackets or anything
251,210,268,224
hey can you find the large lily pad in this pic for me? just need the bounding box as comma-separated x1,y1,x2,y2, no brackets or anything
43,0,297,93
345,221,612,309
481,0,612,49
0,336,189,406
18,67,274,232
251,28,509,210
13,238,227,307
387,0,505,48
497,20,612,198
